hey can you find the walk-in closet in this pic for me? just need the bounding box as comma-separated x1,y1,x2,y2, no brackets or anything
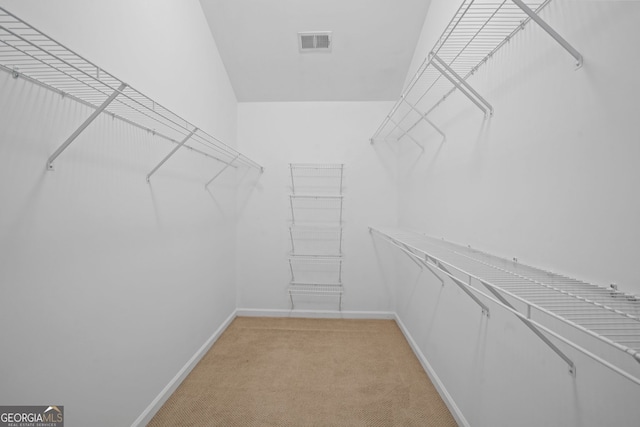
1,1,639,426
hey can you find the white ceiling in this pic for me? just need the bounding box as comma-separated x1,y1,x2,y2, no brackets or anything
199,0,431,102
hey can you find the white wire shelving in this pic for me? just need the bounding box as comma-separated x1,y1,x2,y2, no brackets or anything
288,284,345,309
370,227,640,386
371,0,582,147
288,257,344,310
288,225,343,257
0,7,263,184
288,164,345,310
289,163,344,195
289,256,343,284
289,195,344,225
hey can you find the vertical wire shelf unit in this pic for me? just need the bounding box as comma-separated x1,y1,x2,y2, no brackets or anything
370,0,582,147
0,7,263,183
288,164,345,310
370,227,640,386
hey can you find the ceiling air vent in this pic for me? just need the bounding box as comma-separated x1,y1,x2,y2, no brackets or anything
298,32,332,52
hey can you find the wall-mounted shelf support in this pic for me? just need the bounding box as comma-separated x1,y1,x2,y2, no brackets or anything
481,279,576,375
0,6,263,180
421,259,446,288
205,154,239,188
388,116,424,151
390,237,446,288
370,227,640,385
431,257,490,317
46,82,127,171
400,96,446,142
511,0,583,67
370,103,402,144
146,128,198,182
431,54,493,116
373,228,489,315
371,1,581,146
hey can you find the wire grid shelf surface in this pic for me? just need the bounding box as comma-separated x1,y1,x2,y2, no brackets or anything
372,228,640,368
287,283,344,311
288,284,344,295
290,163,344,195
0,7,262,172
372,0,552,143
287,256,344,309
289,226,343,257
289,195,344,225
288,257,343,284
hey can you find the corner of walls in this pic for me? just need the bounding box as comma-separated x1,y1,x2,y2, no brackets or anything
393,313,470,427
131,310,237,427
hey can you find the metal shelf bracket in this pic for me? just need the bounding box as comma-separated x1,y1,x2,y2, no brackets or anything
205,154,239,188
47,82,127,171
388,116,424,151
369,227,640,386
511,0,583,68
146,128,198,182
431,54,494,117
400,96,446,143
430,256,491,317
371,227,490,316
372,1,583,146
399,244,447,288
481,280,576,376
1,6,263,179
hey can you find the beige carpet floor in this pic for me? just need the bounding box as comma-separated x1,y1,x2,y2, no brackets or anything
148,317,457,426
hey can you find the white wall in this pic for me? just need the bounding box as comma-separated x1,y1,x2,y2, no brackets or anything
0,1,241,426
386,1,640,426
236,102,397,313
400,0,640,296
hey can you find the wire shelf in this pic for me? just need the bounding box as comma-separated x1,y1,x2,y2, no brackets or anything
288,163,345,310
288,256,343,284
288,283,344,310
371,227,640,385
289,163,344,195
289,225,343,257
288,283,344,295
289,195,344,225
289,163,344,171
371,0,580,146
0,6,263,176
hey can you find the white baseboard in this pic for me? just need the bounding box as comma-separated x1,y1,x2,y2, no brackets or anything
130,310,237,427
236,308,395,319
131,309,467,427
394,313,469,427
